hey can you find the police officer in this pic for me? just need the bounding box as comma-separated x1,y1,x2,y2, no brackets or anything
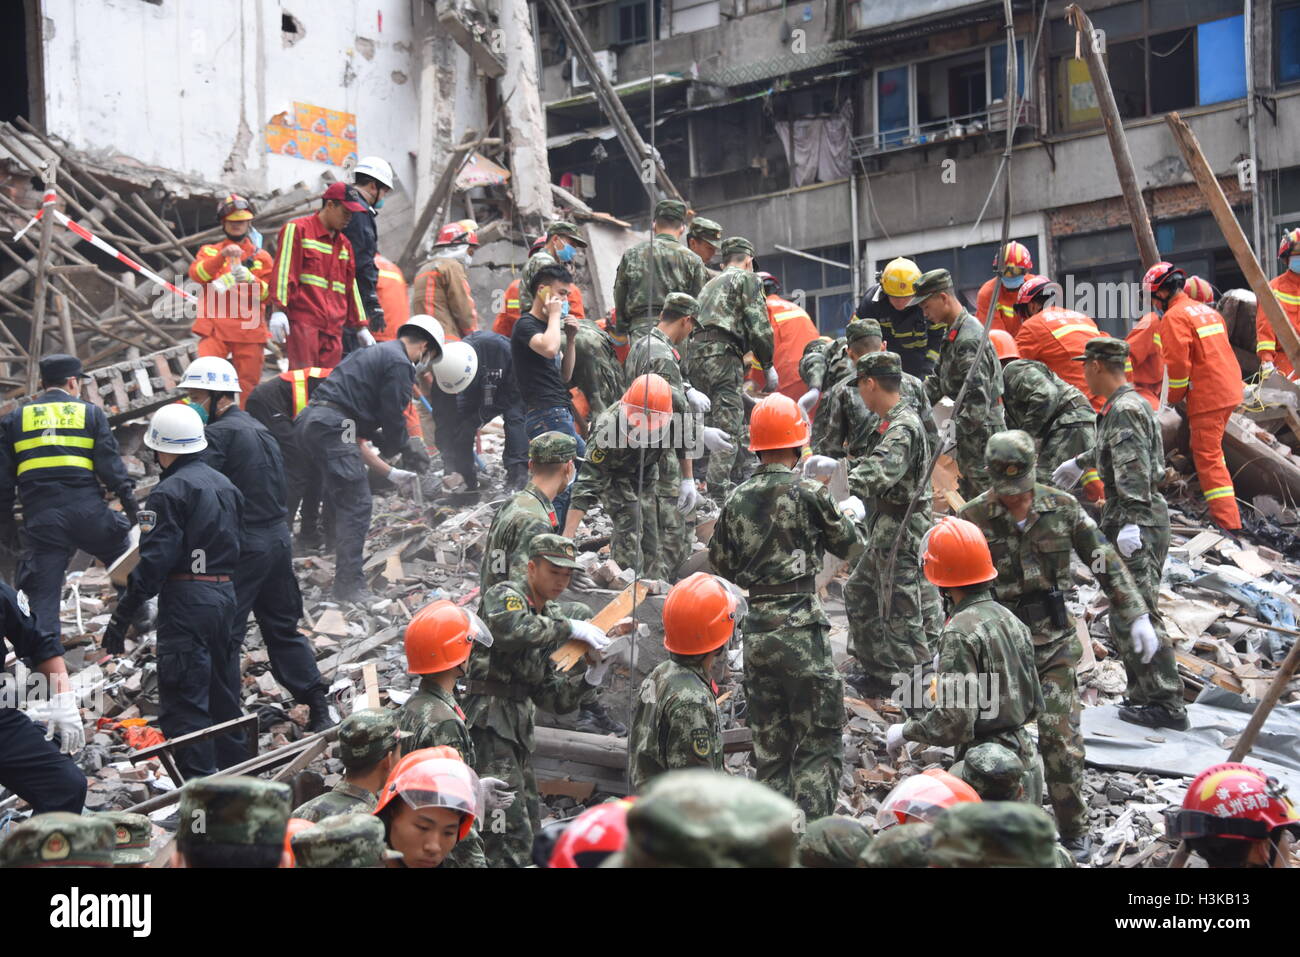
289,315,443,602
102,403,245,780
0,354,139,642
179,356,332,731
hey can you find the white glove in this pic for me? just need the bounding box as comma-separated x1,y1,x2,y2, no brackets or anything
797,388,820,416
479,776,517,812
802,454,839,480
1129,613,1159,665
686,387,711,413
1260,361,1275,378
232,264,254,283
215,271,239,291
765,366,780,392
388,467,417,487
357,327,376,348
676,478,699,515
584,657,612,686
839,495,866,522
1051,456,1084,489
701,427,735,454
568,619,612,654
885,723,906,758
33,692,84,755
269,312,290,343
1116,523,1142,558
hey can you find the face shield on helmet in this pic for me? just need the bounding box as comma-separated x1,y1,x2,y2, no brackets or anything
875,769,981,829
375,757,483,841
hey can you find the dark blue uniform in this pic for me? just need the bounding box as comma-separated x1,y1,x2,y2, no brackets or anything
116,457,244,779
0,582,86,813
204,406,325,705
290,338,415,598
0,388,134,642
853,282,945,380
343,199,381,331
446,331,527,489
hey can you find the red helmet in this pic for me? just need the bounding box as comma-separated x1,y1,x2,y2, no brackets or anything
663,572,746,655
922,516,998,587
748,393,810,451
1141,261,1184,293
1278,228,1300,262
756,271,780,295
434,220,479,247
1184,275,1216,305
1168,763,1300,843
1013,274,1056,306
989,329,1019,361
548,798,635,867
876,769,981,828
994,241,1033,273
404,600,492,675
374,754,482,840
216,193,256,222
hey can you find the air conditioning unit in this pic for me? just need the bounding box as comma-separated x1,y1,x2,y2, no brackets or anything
571,50,618,91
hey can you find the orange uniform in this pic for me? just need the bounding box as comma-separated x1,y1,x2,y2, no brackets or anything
492,277,586,340
744,294,819,401
188,236,274,406
1254,270,1300,377
372,253,422,439
1014,307,1102,410
1125,312,1163,411
976,278,1021,337
1162,290,1244,529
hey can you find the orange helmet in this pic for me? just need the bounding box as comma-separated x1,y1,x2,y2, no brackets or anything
876,769,982,828
994,241,1033,273
548,798,636,868
748,393,810,451
1168,763,1300,843
373,754,481,840
1184,275,1216,304
989,329,1019,361
1013,274,1056,306
922,516,998,587
281,818,316,867
621,373,674,437
434,220,479,247
387,745,462,785
1141,261,1184,293
662,572,747,655
404,600,492,675
1278,228,1300,262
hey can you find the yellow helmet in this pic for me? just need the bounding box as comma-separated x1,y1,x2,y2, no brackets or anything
881,257,921,298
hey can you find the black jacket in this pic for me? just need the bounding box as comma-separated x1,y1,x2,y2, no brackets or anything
310,339,416,457
343,202,381,322
203,406,288,529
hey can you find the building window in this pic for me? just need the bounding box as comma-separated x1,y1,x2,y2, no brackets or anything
762,244,855,335
1279,3,1300,86
613,0,663,45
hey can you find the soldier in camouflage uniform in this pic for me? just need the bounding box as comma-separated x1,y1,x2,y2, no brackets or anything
0,812,115,868
798,815,873,867
519,221,587,310
570,317,624,424
686,216,723,276
911,269,1006,499
859,821,933,867
709,394,860,819
1057,337,1186,731
175,775,291,868
1000,355,1101,497
480,432,575,594
960,429,1158,860
798,335,853,420
612,199,708,341
464,534,614,867
292,708,405,822
290,812,400,868
927,801,1060,868
887,515,1044,810
690,237,776,499
98,810,155,866
953,741,1026,802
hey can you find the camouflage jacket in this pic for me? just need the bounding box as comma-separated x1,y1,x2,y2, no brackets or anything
291,780,377,823
925,310,1005,432
625,327,695,495
628,657,723,793
570,319,624,419
1002,359,1094,440
901,590,1043,751
693,267,773,368
571,404,675,514
799,337,852,394
817,368,936,463
960,483,1148,645
613,234,708,336
480,483,558,596
847,399,931,552
1076,384,1169,530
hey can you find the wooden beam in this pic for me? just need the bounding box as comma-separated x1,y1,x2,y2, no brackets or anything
25,159,58,392
396,129,482,277
551,580,650,671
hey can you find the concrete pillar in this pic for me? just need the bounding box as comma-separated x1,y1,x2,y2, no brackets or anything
500,0,555,234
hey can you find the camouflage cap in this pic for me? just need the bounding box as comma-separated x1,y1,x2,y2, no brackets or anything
687,217,722,242
98,811,154,865
906,268,954,307
1074,335,1129,362
798,815,873,868
927,801,1058,868
720,236,755,258
528,430,580,465
846,318,882,344
956,743,1026,801
0,812,115,868
984,429,1037,495
654,199,688,222
290,813,400,868
178,775,291,848
662,292,701,318
529,532,581,569
856,350,902,380
545,220,588,247
337,708,406,770
617,769,800,867
859,821,933,868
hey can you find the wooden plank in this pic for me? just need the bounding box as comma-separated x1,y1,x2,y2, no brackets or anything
1174,649,1244,695
107,525,141,586
1174,531,1224,562
362,663,381,711
551,581,650,671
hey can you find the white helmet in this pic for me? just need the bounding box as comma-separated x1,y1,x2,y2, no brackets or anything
354,155,394,190
434,341,478,394
179,356,241,393
398,314,446,360
145,403,209,454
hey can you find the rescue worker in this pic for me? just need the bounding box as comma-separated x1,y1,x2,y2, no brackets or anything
886,516,1044,807
246,364,331,546
975,240,1034,337
1256,227,1300,378
959,430,1156,860
708,394,860,819
746,271,820,402
912,268,1006,499
519,221,588,316
612,199,708,342
628,572,741,791
0,580,86,814
0,813,114,868
1053,337,1187,732
1167,762,1300,868
374,749,481,869
1012,274,1101,410
851,256,943,379
1185,274,1217,306
954,741,1027,803
345,156,395,337
686,216,723,273
0,354,138,644
691,236,775,500
798,815,874,868
268,182,372,368
291,708,405,821
1145,262,1244,530
373,253,427,459
290,812,399,869
569,314,624,432
179,356,331,731
288,315,442,602
463,534,615,866
440,330,527,491
102,403,245,780
173,776,291,868
96,810,153,867
796,334,853,418
927,801,1061,869
1125,308,1164,411
187,193,274,403
810,318,891,463
546,797,635,868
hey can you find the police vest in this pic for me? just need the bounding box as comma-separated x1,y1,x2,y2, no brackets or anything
12,396,97,480
278,367,332,417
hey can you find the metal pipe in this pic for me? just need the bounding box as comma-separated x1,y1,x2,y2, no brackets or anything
849,171,862,301
1245,0,1264,260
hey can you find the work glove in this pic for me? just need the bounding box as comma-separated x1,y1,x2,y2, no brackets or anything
885,722,907,758
685,387,711,413
102,609,131,655
701,427,735,454
1260,361,1275,378
1129,613,1159,665
269,312,290,343
357,327,377,348
584,656,612,686
802,454,839,481
400,437,432,474
119,492,140,527
1116,523,1143,558
31,692,84,755
231,264,254,283
765,366,780,392
839,495,866,523
215,271,239,291
797,388,820,416
479,776,516,812
567,619,612,654
370,306,386,335
388,467,417,488
1051,456,1084,489
676,478,699,515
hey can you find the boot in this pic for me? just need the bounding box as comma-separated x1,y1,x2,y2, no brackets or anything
1118,702,1188,731
1060,833,1093,864
575,699,626,737
306,688,336,733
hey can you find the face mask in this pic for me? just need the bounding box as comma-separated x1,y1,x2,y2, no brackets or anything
1002,274,1025,289
1289,258,1300,275
559,299,571,318
556,242,575,263
373,196,385,210
565,463,578,489
181,397,209,425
